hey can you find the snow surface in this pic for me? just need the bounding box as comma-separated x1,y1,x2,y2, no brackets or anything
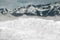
27,6,36,13
0,17,60,40
16,8,26,13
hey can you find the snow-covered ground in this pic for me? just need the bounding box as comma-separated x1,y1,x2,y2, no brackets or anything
0,17,60,40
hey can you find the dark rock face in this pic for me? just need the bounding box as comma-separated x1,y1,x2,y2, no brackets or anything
42,10,49,17
36,11,41,16
48,11,56,16
25,13,36,16
35,5,59,17
11,10,23,17
11,13,23,17
0,8,8,15
0,8,4,14
5,8,8,12
47,6,59,16
36,10,49,17
48,7,55,16
58,7,60,10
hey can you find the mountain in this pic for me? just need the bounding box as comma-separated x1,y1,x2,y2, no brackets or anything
0,2,60,17
11,2,60,17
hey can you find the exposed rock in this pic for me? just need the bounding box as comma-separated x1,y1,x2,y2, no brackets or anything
0,2,60,17
0,8,8,15
25,5,37,16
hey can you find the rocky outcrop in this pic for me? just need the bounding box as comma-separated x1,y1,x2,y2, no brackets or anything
0,8,8,15
11,2,60,17
0,2,60,17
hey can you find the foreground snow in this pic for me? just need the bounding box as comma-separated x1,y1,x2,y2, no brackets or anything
0,17,60,40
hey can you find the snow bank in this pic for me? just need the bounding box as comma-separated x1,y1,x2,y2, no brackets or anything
0,18,60,40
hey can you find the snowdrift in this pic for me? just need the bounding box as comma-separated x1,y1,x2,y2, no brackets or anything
0,17,60,40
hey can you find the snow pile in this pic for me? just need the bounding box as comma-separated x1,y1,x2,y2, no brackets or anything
0,18,60,40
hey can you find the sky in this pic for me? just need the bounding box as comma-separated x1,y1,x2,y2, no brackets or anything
0,0,60,9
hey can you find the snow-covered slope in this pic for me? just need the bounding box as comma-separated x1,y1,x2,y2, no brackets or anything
0,17,60,40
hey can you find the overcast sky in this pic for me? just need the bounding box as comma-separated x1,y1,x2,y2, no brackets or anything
0,0,60,9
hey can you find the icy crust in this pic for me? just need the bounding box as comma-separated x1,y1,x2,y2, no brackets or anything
0,18,60,40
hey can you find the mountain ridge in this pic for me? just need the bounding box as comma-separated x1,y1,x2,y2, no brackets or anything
0,2,60,17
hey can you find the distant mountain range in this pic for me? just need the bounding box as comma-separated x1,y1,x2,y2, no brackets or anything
0,2,60,17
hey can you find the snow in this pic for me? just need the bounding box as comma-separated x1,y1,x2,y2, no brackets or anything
0,17,60,40
16,8,26,13
36,8,49,11
27,6,36,13
0,2,60,40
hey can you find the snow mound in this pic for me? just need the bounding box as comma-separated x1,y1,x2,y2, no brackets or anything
0,17,59,30
0,17,60,40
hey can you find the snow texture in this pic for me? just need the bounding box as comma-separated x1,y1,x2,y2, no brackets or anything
0,18,60,40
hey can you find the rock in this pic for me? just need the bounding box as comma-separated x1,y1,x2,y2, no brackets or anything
4,2,60,17
25,5,37,16
0,8,8,15
11,7,26,17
